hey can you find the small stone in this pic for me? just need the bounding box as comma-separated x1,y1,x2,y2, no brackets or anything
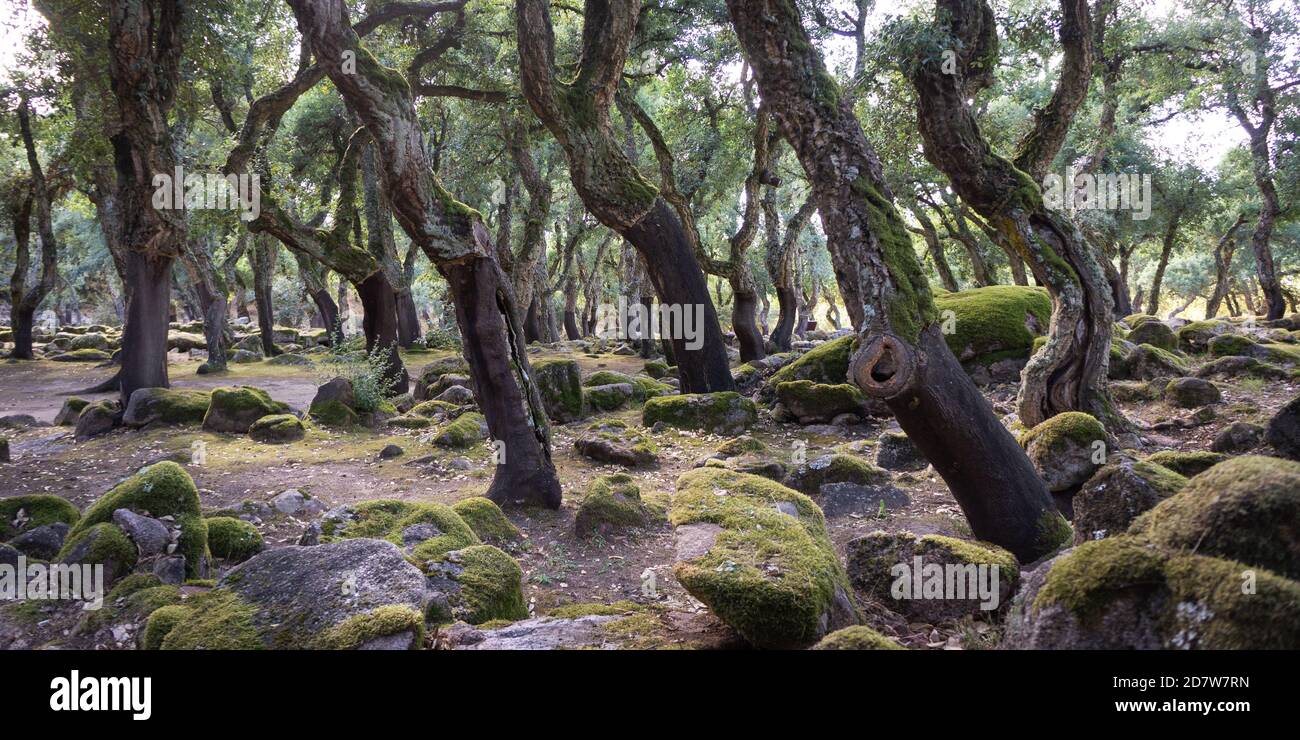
378,444,404,460
153,555,187,585
272,489,308,516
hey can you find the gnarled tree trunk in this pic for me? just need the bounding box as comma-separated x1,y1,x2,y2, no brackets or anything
728,0,1065,561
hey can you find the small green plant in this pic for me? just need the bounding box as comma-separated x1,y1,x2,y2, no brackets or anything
423,325,463,351
315,341,400,412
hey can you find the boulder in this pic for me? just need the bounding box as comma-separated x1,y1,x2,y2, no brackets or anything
122,388,212,427
774,380,866,424
433,385,476,406
1071,460,1186,544
1266,394,1300,460
157,539,429,649
1125,320,1177,351
875,430,927,471
51,348,112,362
75,400,121,440
425,545,530,626
575,473,659,537
1141,450,1226,477
1210,421,1265,453
8,522,70,559
1004,537,1300,649
1176,320,1229,353
846,530,1019,622
1020,412,1107,492
811,625,905,650
450,497,522,547
202,386,289,434
320,499,480,561
110,508,172,559
670,468,859,648
204,516,264,562
935,285,1052,364
767,335,854,387
413,356,471,401
531,359,587,423
1164,377,1220,408
69,332,110,351
642,392,757,435
433,412,489,448
1128,455,1300,579
53,397,90,426
57,522,138,582
574,419,657,467
248,413,306,443
0,494,80,539
583,382,635,412
58,462,209,579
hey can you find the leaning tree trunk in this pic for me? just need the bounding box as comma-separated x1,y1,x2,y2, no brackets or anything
515,0,734,393
286,0,561,508
1146,209,1182,316
356,271,410,392
728,0,1066,561
250,236,279,356
1205,215,1247,320
909,0,1117,430
909,205,960,292
10,100,61,360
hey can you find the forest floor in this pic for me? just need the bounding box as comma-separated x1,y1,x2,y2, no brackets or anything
1,348,1295,650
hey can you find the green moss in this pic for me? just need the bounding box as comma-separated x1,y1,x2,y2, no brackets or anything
1142,451,1226,477
410,400,459,417
1036,509,1075,553
1208,333,1257,358
247,413,305,443
140,604,193,650
61,462,208,579
934,285,1052,362
325,500,480,559
531,359,586,422
126,388,212,425
849,175,936,343
309,399,359,427
427,545,528,625
1020,411,1106,451
1033,537,1167,621
315,605,426,650
52,348,112,362
812,625,906,650
0,494,80,539
434,412,487,448
203,385,290,432
1128,455,1300,579
79,584,182,634
451,497,522,544
716,435,767,457
643,360,671,379
642,392,757,434
388,415,434,429
575,474,653,537
584,383,633,411
205,517,264,562
58,523,137,581
775,380,866,419
769,335,856,386
787,454,889,495
671,467,857,648
160,590,263,650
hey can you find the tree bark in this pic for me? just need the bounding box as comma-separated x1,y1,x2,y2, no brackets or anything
250,235,279,356
908,0,1117,430
1205,214,1248,320
9,100,61,360
728,0,1065,561
285,0,561,507
515,0,734,392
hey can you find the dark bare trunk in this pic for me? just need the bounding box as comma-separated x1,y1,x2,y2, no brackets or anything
441,256,561,508
11,307,36,360
396,290,420,347
119,252,173,405
356,271,410,392
251,237,277,356
310,288,341,344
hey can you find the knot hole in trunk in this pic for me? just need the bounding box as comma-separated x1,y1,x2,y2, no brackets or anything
850,334,918,400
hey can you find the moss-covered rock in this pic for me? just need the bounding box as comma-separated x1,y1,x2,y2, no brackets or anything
202,386,289,433
768,335,855,386
574,419,658,467
54,521,136,582
933,285,1052,363
409,399,459,418
584,382,635,412
1006,537,1300,649
715,435,767,458
0,494,80,539
1120,344,1191,380
387,414,434,429
1072,460,1187,544
1266,394,1300,461
52,348,112,362
140,604,193,650
1125,320,1177,351
670,468,859,648
1164,377,1221,408
1208,333,1258,358
76,575,182,636
413,356,471,400
157,589,263,650
321,499,480,560
316,604,426,650
122,387,211,426
1176,320,1229,353
53,397,90,426
1128,456,1300,579
433,411,488,448
575,473,654,538
204,516,264,562
583,370,671,401
784,454,889,496
643,359,671,379
247,413,306,443
775,380,866,423
451,497,522,546
1021,412,1108,492
532,358,587,423
811,625,905,650
60,462,209,579
74,399,121,439
846,530,1019,622
1141,450,1226,477
425,545,529,625
643,392,757,435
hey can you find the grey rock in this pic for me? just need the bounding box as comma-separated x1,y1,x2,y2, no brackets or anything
111,509,171,558
153,555,187,585
8,522,70,560
1211,422,1265,453
875,431,927,471
378,444,404,460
